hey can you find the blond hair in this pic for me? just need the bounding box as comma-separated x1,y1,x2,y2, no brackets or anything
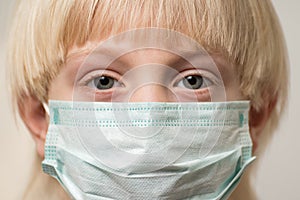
8,0,288,138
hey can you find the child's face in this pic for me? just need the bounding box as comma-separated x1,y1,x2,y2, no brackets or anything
40,29,259,200
48,29,244,103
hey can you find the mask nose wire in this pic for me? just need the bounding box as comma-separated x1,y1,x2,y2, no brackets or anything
43,102,50,116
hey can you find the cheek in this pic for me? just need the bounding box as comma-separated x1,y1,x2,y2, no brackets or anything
225,86,245,101
209,55,245,101
48,69,76,100
222,72,245,101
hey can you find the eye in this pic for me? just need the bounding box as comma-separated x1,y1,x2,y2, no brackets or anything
88,75,120,90
177,75,211,90
177,75,206,90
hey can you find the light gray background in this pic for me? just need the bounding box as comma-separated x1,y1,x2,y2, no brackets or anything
0,1,299,199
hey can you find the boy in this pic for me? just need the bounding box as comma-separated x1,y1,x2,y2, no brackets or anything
8,0,288,199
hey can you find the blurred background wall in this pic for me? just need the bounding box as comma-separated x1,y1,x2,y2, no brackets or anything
0,0,299,199
254,1,300,199
0,1,36,199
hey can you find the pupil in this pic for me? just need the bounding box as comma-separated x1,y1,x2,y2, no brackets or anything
183,75,203,89
99,76,109,85
187,76,197,85
94,76,114,89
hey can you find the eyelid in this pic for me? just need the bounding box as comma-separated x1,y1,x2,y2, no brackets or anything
78,70,123,86
173,69,221,87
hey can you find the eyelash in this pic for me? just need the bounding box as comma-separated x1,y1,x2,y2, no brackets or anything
81,69,217,91
81,71,123,88
173,70,217,89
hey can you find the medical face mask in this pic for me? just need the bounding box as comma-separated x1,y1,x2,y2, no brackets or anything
42,100,255,200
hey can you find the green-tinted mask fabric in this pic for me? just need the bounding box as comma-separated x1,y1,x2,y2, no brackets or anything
42,100,255,200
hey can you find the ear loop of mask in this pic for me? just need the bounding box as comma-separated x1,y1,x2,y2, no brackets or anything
43,102,50,116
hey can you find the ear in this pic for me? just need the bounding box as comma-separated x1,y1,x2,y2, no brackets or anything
249,97,277,152
19,95,48,158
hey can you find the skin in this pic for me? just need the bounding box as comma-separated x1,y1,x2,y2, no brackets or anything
20,39,272,200
49,47,244,101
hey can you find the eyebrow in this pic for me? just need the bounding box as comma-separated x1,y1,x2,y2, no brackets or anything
69,44,209,62
67,38,209,60
67,41,227,77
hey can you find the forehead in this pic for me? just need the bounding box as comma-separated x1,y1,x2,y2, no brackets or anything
68,28,203,56
66,28,224,75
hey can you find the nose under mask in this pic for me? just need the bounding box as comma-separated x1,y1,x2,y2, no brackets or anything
42,100,255,200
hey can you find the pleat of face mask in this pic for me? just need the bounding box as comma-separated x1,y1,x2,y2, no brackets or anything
42,101,255,200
